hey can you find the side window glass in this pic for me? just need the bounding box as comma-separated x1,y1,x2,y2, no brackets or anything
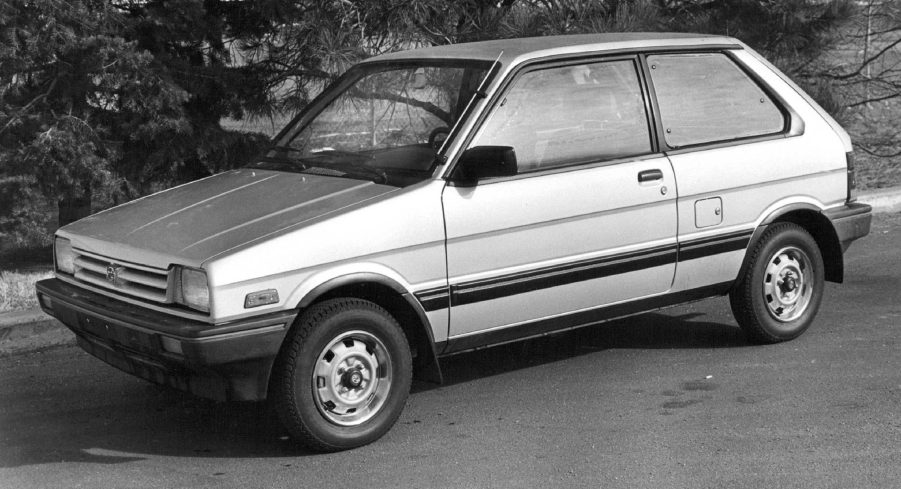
647,53,785,148
470,59,652,173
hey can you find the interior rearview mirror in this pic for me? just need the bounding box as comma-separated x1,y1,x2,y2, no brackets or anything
452,146,517,186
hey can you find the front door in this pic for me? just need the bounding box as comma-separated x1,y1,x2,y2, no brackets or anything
441,57,678,347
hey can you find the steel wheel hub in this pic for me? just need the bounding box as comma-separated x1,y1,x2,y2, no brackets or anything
763,246,813,322
312,330,392,426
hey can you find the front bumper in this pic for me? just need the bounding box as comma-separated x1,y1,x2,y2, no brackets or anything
824,202,872,252
36,278,297,401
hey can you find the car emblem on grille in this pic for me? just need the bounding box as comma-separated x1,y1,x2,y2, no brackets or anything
106,264,124,284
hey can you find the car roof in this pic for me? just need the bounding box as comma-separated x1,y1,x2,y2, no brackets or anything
363,33,742,67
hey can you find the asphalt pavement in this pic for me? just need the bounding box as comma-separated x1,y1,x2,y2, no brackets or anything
1,212,900,489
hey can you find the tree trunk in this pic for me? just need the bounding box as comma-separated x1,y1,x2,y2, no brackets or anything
57,191,92,227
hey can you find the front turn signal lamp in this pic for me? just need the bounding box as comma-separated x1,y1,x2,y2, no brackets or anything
175,266,210,313
245,289,279,309
54,237,75,275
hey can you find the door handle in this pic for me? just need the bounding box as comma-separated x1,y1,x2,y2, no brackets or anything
638,169,664,183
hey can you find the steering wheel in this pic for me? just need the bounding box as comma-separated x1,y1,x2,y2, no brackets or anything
428,127,451,150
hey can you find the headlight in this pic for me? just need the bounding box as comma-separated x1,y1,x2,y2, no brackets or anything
175,266,210,313
55,237,75,274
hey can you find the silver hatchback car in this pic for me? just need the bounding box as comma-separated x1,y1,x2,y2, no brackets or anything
37,33,871,451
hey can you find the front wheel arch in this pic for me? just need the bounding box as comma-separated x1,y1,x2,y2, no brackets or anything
292,274,443,384
269,298,413,451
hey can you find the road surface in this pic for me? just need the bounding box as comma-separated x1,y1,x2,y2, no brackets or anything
2,213,900,489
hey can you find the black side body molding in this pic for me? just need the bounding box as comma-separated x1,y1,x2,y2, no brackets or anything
438,282,732,355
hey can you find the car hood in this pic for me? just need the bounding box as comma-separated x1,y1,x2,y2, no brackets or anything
61,169,397,267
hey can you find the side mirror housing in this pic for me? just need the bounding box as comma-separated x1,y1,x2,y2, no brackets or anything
451,146,518,186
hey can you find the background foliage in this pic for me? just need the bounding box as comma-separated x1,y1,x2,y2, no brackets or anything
1,0,898,255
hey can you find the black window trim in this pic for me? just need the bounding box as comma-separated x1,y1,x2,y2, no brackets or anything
435,58,503,166
443,44,756,185
461,152,674,187
446,53,659,185
641,49,802,154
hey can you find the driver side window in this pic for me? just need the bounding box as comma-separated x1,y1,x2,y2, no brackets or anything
470,59,652,173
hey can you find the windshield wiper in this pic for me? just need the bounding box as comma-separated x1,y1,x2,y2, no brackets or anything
269,146,373,161
253,154,307,171
310,148,374,161
262,146,387,183
322,162,388,185
264,146,386,184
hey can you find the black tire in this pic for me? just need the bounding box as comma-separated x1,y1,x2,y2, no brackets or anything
270,298,412,452
729,222,825,344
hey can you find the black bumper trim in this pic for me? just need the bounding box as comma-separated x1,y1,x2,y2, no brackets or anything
824,202,872,251
36,278,297,401
37,278,297,339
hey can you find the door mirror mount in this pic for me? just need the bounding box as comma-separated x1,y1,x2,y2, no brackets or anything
450,146,517,186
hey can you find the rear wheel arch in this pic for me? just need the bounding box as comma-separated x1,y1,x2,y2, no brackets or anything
730,222,825,343
739,205,843,285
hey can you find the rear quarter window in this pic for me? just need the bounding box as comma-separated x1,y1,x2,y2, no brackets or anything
647,52,786,148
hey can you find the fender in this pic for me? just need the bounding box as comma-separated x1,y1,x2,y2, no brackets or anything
297,272,444,384
759,202,823,226
745,203,823,259
298,272,408,308
737,202,843,285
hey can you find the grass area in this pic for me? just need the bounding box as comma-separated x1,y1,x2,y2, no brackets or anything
0,269,53,313
0,244,55,312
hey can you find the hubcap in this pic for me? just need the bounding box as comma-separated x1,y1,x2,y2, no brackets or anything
763,246,813,322
312,330,392,426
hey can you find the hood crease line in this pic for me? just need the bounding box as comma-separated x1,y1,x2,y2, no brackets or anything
126,173,280,236
179,182,372,253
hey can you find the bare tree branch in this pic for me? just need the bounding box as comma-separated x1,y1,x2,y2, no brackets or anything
827,36,901,80
855,142,901,158
846,92,900,107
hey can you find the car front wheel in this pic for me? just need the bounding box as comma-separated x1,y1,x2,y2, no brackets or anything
729,222,825,344
270,298,412,452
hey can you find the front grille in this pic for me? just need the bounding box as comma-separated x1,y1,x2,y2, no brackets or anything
72,250,171,303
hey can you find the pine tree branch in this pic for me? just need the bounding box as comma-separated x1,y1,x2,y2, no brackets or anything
0,77,57,136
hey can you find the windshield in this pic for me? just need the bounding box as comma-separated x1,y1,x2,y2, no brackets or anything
255,60,493,187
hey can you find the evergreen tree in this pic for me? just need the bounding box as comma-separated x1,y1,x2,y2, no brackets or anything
0,0,873,251
1,0,188,245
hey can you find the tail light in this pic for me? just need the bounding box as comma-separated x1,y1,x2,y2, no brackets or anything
846,151,857,202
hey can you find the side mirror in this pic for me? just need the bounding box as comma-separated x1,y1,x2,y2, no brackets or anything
452,146,517,186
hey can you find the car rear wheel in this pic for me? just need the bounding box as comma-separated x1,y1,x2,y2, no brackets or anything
729,222,825,344
270,298,412,452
